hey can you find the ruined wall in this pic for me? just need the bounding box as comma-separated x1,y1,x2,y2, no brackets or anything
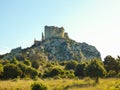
45,26,65,39
34,40,40,45
64,32,69,38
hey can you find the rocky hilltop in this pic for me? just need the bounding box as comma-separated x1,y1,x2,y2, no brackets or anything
1,26,101,61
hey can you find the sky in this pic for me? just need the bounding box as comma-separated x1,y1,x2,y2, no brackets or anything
0,0,120,60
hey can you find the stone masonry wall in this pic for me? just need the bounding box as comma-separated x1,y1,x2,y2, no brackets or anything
45,26,65,39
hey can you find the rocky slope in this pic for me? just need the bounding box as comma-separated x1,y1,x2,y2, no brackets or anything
1,38,101,61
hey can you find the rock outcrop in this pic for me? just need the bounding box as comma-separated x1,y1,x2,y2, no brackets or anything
1,37,101,61
0,26,101,61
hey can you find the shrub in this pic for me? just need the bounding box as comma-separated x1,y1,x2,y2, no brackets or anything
24,59,31,66
0,64,3,77
25,67,38,79
3,63,22,79
1,60,10,65
31,82,47,90
43,67,64,78
104,55,120,73
53,76,61,79
117,72,120,78
74,63,86,78
85,59,107,83
64,70,75,78
18,63,38,79
45,63,53,68
50,68,64,77
18,63,28,77
10,57,18,64
65,60,78,70
106,70,116,77
32,60,39,69
84,77,91,84
59,61,67,66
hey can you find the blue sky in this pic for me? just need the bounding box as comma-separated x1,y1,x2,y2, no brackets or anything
0,0,120,60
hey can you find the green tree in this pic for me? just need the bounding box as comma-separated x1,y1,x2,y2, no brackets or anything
50,68,64,77
25,67,38,79
104,55,120,73
3,63,22,79
0,64,3,76
18,63,38,79
85,59,106,83
116,56,120,72
65,60,78,70
74,63,86,78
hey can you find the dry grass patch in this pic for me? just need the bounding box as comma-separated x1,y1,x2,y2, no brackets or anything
0,78,119,90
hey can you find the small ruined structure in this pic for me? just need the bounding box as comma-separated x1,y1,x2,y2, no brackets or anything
34,26,69,44
44,25,69,40
34,38,40,45
42,32,45,41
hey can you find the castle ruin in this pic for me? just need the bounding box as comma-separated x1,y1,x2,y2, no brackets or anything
44,26,69,40
34,26,69,45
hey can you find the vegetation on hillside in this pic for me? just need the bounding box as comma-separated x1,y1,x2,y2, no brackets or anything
0,55,120,89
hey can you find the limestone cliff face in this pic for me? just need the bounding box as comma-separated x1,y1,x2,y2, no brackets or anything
1,38,101,61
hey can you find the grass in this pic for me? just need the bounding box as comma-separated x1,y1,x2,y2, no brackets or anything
0,78,119,90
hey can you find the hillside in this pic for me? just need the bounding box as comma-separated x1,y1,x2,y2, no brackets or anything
1,37,101,61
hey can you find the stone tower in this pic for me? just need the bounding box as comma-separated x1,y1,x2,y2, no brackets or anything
44,26,65,40
42,32,44,41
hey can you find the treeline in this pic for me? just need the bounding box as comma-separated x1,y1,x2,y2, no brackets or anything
0,55,120,83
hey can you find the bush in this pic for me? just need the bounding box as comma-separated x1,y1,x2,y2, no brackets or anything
31,82,47,90
117,72,120,78
85,59,107,83
106,70,116,77
1,60,10,65
24,59,31,66
32,60,39,69
64,70,75,78
18,63,38,79
104,55,120,73
10,57,19,64
59,61,67,66
3,63,22,79
50,68,64,77
74,63,86,78
0,64,3,77
65,60,78,70
25,67,38,79
43,67,64,78
18,63,28,77
45,63,53,68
